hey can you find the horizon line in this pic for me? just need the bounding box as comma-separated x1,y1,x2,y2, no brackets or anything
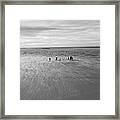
20,46,100,49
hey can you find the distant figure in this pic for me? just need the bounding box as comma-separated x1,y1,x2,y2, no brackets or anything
56,56,58,61
49,57,51,61
70,56,73,61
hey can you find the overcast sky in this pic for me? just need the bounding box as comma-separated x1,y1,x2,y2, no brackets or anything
20,20,100,48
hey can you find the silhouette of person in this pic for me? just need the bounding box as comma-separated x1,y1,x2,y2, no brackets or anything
49,57,51,61
56,56,58,61
70,56,73,61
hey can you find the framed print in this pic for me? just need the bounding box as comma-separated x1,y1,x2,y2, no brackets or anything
0,0,119,119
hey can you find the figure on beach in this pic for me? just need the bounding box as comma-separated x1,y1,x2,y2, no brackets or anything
48,56,74,61
56,56,58,61
70,56,73,61
49,57,51,61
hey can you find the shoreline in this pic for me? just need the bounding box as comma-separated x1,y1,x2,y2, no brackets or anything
20,46,100,49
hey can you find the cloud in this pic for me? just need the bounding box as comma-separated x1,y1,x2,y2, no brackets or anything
20,20,100,48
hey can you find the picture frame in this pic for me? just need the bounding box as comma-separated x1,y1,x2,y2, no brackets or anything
0,0,119,119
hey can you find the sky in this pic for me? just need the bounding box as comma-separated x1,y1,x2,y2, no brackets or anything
20,20,100,48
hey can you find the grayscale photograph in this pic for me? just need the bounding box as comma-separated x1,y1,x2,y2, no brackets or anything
20,20,100,100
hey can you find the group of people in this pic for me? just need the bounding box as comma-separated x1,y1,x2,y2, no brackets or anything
48,56,74,61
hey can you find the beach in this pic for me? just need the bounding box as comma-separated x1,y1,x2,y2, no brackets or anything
20,47,100,100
